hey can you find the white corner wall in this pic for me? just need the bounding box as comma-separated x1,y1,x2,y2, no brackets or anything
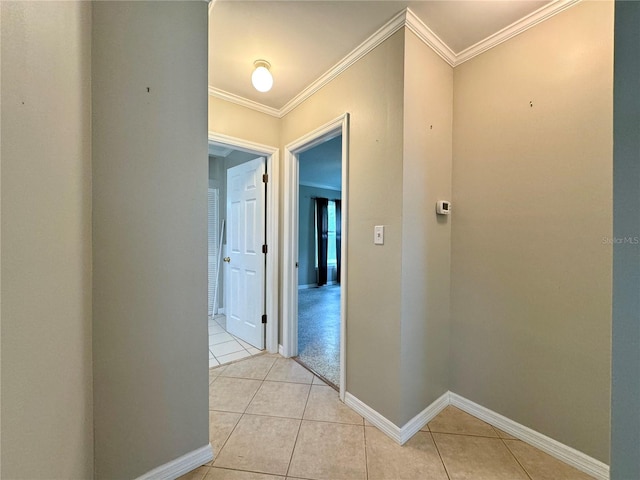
1,2,93,478
92,3,209,478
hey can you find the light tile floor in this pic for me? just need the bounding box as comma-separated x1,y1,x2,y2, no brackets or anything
180,354,595,480
209,315,263,367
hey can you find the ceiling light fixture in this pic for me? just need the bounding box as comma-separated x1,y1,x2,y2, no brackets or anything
251,60,273,93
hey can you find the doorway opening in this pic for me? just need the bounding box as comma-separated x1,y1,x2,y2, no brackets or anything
208,132,279,366
296,136,343,387
283,113,349,399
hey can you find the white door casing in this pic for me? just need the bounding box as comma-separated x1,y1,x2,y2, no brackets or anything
283,113,349,400
208,132,278,355
225,157,266,349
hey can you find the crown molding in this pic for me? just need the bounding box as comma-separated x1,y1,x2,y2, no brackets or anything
404,9,456,66
455,0,582,66
278,8,407,117
208,86,281,118
208,0,581,117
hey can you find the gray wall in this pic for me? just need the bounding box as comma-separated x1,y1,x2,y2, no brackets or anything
92,3,209,478
450,1,613,462
400,29,453,425
1,2,93,478
281,30,406,424
298,185,342,286
611,1,640,477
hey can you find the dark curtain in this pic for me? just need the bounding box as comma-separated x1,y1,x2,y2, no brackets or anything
315,197,329,286
335,199,342,284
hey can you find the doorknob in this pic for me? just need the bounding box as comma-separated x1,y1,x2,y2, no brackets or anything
223,257,231,263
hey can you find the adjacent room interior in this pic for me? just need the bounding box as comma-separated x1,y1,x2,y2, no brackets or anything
208,146,266,366
296,135,343,387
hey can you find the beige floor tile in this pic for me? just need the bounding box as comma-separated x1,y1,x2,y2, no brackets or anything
494,426,517,440
288,421,366,480
246,381,311,419
210,365,228,384
432,433,529,480
504,439,595,480
212,340,246,357
209,410,242,458
365,428,448,480
214,414,300,476
204,467,284,480
217,350,252,365
265,358,314,384
428,406,498,437
177,465,210,480
312,376,328,386
303,385,363,425
209,376,261,413
220,354,277,380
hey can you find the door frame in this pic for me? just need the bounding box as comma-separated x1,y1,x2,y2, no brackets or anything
208,131,279,354
282,113,349,400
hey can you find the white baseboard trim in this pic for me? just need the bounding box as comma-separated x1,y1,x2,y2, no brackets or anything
449,393,610,480
400,391,450,444
278,344,284,356
344,391,449,445
135,444,213,480
344,390,608,479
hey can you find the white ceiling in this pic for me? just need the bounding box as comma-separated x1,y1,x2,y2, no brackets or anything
209,0,552,111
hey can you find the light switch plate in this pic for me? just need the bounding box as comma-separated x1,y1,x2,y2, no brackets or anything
374,225,384,245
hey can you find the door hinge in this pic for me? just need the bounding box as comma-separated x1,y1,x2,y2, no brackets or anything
262,244,268,254
262,173,268,183
261,314,267,324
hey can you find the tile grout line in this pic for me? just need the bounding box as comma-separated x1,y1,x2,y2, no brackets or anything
429,431,453,480
363,422,370,480
285,378,313,478
209,356,279,466
498,432,534,480
209,409,364,427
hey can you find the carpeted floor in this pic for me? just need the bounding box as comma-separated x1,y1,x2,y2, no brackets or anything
297,284,340,387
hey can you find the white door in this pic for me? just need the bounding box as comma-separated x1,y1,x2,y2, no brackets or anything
225,157,266,349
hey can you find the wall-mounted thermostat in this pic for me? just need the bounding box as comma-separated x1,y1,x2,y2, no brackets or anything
436,200,451,215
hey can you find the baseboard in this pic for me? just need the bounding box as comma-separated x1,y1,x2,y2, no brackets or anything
344,391,449,445
400,391,450,444
134,444,213,480
449,393,610,480
278,344,284,356
344,390,608,479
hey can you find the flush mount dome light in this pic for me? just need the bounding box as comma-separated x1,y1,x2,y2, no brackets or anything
251,60,273,93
